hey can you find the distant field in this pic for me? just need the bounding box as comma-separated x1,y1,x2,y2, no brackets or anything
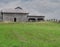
0,22,60,47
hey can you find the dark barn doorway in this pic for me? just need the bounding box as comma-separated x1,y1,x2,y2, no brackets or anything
28,18,36,22
37,18,44,21
14,18,16,22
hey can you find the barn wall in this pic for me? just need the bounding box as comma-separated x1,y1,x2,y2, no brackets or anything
0,12,3,21
3,13,28,22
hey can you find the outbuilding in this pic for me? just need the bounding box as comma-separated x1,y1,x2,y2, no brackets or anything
27,15,45,22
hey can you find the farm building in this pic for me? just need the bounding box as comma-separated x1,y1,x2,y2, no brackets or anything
28,15,45,22
0,7,45,22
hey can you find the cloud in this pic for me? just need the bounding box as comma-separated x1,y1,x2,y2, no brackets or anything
0,0,60,20
49,0,60,3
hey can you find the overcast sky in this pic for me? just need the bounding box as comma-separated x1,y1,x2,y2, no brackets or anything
0,0,60,20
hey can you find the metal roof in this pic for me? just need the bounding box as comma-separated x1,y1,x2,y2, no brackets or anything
1,7,29,14
28,15,45,17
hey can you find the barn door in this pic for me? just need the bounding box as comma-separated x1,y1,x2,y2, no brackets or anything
14,18,16,22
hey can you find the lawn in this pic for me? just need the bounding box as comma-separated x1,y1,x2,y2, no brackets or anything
0,22,60,47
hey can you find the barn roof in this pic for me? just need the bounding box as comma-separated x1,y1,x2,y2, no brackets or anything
1,7,29,14
28,15,45,17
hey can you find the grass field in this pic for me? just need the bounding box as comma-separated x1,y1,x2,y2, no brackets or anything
0,22,60,47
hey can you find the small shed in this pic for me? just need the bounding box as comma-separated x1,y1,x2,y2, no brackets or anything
27,15,45,22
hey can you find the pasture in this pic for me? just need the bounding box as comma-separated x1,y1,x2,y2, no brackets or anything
0,22,60,47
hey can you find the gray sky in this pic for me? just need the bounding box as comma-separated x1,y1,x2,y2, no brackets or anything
0,0,60,20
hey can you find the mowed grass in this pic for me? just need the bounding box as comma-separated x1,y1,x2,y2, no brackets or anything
0,22,60,47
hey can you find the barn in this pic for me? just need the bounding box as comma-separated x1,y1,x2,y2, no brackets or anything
0,7,45,22
0,7,29,22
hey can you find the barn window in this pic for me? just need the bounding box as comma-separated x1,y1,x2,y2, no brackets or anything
28,18,36,22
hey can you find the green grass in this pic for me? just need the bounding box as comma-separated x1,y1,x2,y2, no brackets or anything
0,22,60,47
